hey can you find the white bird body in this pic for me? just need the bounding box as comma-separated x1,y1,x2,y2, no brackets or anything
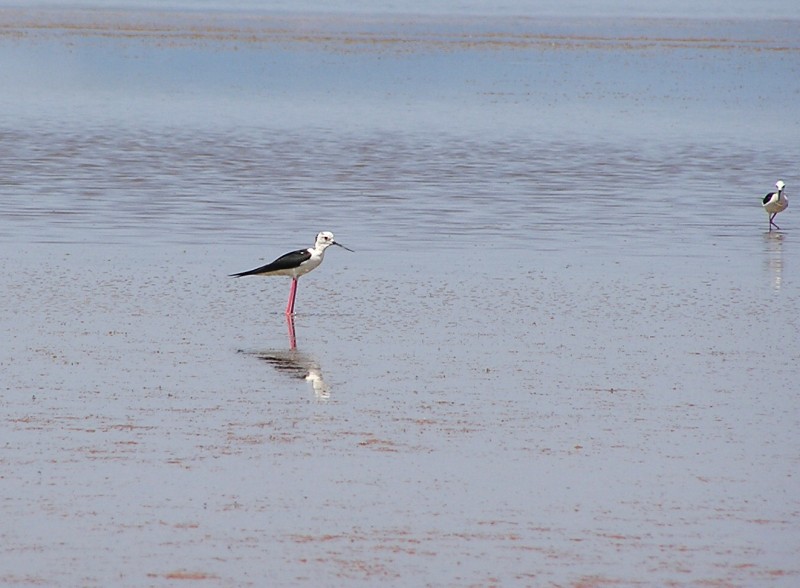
762,180,788,231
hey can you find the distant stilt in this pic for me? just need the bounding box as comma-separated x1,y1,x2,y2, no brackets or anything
762,180,788,231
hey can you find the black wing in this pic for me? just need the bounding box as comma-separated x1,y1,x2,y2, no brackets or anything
230,248,311,277
763,191,776,205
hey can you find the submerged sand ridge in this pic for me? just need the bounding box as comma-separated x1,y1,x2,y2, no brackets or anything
1,8,798,53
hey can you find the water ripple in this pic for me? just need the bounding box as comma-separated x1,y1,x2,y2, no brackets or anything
0,124,792,257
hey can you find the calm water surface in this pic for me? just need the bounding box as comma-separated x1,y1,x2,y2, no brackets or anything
1,7,799,587
0,10,797,252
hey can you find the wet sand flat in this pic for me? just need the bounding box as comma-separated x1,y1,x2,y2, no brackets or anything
1,6,799,587
3,241,798,586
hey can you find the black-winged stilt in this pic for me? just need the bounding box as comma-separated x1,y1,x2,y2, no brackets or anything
230,231,353,315
762,180,788,231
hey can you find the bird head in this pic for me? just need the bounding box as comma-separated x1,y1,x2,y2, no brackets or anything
315,231,354,252
775,180,786,191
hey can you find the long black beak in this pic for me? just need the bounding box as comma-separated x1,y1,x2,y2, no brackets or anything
333,241,355,252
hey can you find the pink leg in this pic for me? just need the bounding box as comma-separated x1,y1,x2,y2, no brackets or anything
285,314,297,350
285,278,298,315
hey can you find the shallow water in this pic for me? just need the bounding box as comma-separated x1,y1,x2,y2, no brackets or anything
1,7,799,587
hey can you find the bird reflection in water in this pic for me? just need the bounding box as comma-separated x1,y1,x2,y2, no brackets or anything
763,231,785,292
244,315,330,400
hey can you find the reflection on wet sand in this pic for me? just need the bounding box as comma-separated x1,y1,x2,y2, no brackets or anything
239,315,330,400
763,231,785,291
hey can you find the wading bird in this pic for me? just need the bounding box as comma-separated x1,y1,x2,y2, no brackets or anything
762,180,788,231
230,231,353,315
